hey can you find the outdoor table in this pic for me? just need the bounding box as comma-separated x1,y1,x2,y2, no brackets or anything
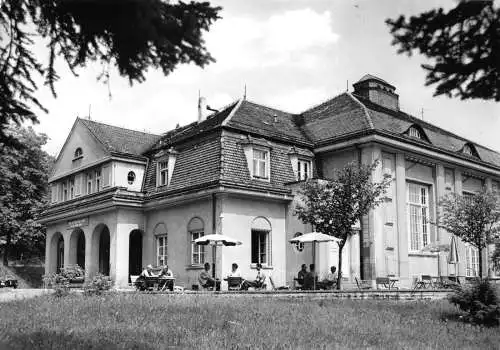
388,277,399,289
158,277,175,291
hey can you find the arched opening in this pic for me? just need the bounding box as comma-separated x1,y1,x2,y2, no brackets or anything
69,228,85,269
49,232,65,273
129,229,143,276
91,224,110,276
251,217,272,266
99,227,110,276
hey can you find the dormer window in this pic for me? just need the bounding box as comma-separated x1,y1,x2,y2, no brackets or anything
252,148,269,179
297,159,311,181
74,147,83,159
408,127,422,139
157,161,169,186
463,144,473,156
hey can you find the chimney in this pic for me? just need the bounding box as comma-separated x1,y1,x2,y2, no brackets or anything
352,74,399,110
198,96,207,122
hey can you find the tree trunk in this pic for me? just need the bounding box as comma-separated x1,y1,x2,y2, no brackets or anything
478,247,483,279
2,232,11,266
336,241,345,290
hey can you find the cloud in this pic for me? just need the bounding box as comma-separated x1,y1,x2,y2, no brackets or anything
206,8,339,70
265,86,330,113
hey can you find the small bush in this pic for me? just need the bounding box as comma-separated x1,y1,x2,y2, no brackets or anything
448,279,500,327
42,273,70,297
60,265,85,281
84,273,113,296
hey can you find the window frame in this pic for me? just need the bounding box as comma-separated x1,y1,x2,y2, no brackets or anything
86,172,93,195
157,160,169,187
69,177,75,199
127,171,136,185
408,127,422,139
252,147,270,180
190,229,205,266
465,244,479,277
297,159,312,181
406,182,431,252
251,229,271,266
156,235,168,267
73,147,83,159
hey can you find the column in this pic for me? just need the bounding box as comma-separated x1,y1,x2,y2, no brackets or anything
435,164,446,277
110,223,136,288
45,231,53,275
63,231,71,269
84,230,95,279
395,153,409,286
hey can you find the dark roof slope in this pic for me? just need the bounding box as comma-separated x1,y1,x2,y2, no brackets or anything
80,118,160,157
354,95,500,168
226,100,311,145
300,93,371,144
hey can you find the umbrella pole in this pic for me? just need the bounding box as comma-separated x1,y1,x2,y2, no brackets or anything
313,241,316,290
213,245,217,291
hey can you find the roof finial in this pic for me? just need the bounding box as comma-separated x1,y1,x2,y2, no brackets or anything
420,107,424,121
88,104,92,120
243,83,247,100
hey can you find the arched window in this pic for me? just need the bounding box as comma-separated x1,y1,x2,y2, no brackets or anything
251,217,272,266
127,171,136,185
408,127,422,139
293,232,304,252
188,217,205,265
154,223,168,266
74,147,83,158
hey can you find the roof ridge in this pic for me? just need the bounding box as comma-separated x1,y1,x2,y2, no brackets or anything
221,99,242,126
243,99,297,115
347,93,374,129
354,94,500,153
299,92,347,115
81,118,160,137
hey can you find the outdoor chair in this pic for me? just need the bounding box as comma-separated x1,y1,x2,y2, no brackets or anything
376,277,398,290
413,275,433,290
227,277,244,291
355,277,372,290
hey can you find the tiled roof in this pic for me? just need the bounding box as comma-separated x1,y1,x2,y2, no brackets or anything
355,95,500,168
300,93,371,144
226,100,311,145
80,118,160,157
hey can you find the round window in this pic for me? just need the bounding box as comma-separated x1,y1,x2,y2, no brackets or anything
293,232,304,252
127,171,136,185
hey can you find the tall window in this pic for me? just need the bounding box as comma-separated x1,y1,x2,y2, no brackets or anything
252,149,269,179
297,160,311,181
407,183,430,251
465,245,479,277
95,169,101,192
86,172,93,194
158,161,168,186
154,223,168,266
251,217,272,265
188,218,205,265
157,236,168,266
69,177,75,199
463,191,474,204
62,181,68,201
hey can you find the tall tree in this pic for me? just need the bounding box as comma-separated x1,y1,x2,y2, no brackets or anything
439,190,500,278
295,161,391,289
386,1,500,101
0,124,53,265
0,0,221,148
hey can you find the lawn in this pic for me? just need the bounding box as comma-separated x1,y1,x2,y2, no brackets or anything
0,293,498,349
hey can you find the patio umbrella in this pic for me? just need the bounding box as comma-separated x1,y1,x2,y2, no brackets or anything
447,235,460,277
290,232,341,289
194,234,242,290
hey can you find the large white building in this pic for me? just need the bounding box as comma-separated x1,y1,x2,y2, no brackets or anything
40,75,499,289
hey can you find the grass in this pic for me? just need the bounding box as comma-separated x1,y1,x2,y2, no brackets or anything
0,293,498,349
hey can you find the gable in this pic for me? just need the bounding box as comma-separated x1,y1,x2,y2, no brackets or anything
51,120,110,179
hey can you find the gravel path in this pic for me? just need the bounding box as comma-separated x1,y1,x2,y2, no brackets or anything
0,289,52,303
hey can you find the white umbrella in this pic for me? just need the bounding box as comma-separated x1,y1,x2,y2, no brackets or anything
447,235,460,278
195,234,242,290
290,232,341,289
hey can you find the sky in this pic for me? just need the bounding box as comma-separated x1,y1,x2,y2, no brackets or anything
31,0,499,157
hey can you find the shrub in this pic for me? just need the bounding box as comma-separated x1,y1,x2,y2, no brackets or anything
84,273,113,296
59,265,85,282
42,273,70,297
448,279,500,326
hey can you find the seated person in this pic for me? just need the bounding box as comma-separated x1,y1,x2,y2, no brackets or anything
303,264,318,290
296,264,307,286
159,265,173,278
140,264,155,278
242,263,266,290
227,263,241,278
198,262,221,290
317,266,337,290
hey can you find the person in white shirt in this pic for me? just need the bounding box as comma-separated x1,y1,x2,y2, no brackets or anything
227,263,241,277
318,266,337,290
140,264,154,278
242,263,266,290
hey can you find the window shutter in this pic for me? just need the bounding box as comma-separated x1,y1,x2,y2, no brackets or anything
102,165,111,188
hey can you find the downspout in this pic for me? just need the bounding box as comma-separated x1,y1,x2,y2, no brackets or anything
212,193,217,279
355,143,365,279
